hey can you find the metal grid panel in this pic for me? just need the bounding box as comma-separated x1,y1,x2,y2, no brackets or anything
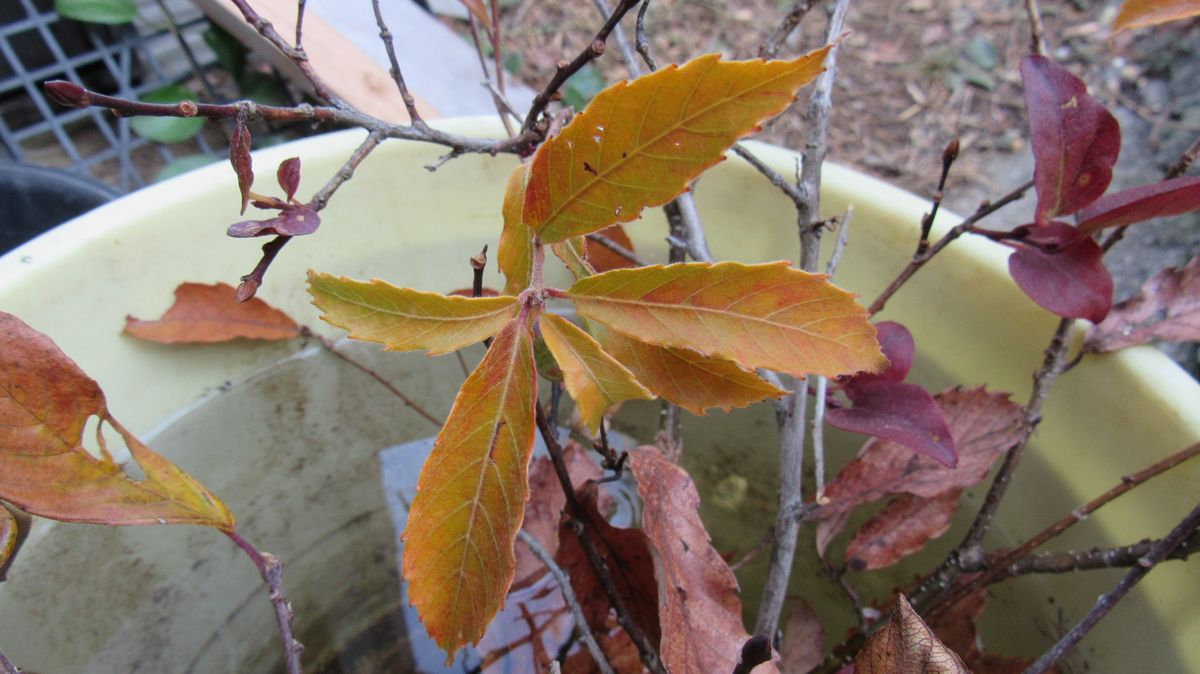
0,0,225,192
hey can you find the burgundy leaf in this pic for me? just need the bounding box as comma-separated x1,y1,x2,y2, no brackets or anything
1008,221,1113,322
277,157,302,202
828,381,957,467
227,205,321,238
819,387,1022,518
844,490,961,571
1021,55,1121,223
1085,256,1200,351
846,321,914,389
1077,175,1200,234
230,120,253,215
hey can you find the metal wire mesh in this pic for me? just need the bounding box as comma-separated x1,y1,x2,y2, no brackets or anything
0,0,226,193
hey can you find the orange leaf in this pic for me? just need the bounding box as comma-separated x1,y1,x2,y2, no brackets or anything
843,491,961,571
1113,0,1200,31
569,261,885,378
854,595,970,674
457,0,491,30
124,282,299,343
402,315,538,658
0,312,235,531
307,270,519,355
586,225,638,272
524,49,831,244
499,163,534,295
538,313,654,432
630,447,778,674
597,325,786,415
0,504,27,581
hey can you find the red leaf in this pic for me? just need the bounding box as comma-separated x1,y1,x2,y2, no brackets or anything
124,281,300,343
555,485,660,644
1021,55,1121,223
230,119,253,215
1085,255,1200,351
1008,222,1113,322
512,444,606,591
820,387,1022,518
781,600,826,674
828,381,957,467
843,491,961,571
277,157,301,202
1076,175,1200,234
586,224,638,272
227,205,321,238
630,447,778,674
847,321,914,388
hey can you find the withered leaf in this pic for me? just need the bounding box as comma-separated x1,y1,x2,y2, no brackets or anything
124,282,300,344
854,596,970,674
1113,0,1200,31
781,600,826,674
1085,256,1200,352
630,447,778,674
820,387,1022,519
230,118,253,214
843,491,961,572
0,312,235,531
555,484,660,644
277,157,301,201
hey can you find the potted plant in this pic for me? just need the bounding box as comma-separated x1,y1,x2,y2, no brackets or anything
1,1,1198,673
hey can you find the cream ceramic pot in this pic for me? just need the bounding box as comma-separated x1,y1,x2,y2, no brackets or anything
0,118,1196,672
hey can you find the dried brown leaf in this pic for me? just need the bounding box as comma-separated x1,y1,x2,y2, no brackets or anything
124,282,300,343
844,491,961,572
1085,256,1200,352
781,600,826,674
854,595,970,674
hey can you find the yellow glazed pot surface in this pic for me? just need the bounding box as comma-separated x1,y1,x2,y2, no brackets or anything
0,118,1196,672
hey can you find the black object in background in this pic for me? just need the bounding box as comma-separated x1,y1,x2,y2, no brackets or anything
0,163,118,254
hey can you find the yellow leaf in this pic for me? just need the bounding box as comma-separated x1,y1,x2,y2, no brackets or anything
402,315,538,658
539,313,654,432
308,270,519,355
855,595,971,674
523,48,831,244
498,163,534,295
597,326,786,415
551,237,596,280
1113,0,1200,31
0,312,234,531
569,261,885,378
0,505,23,580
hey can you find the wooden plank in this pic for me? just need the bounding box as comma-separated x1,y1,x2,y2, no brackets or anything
197,0,439,122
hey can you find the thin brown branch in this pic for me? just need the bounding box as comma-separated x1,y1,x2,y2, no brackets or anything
1022,500,1200,674
756,0,848,641
909,317,1075,614
634,0,657,72
534,404,666,674
759,0,826,59
928,442,1200,615
295,0,308,49
302,327,443,427
1023,0,1047,56
227,0,344,106
227,531,303,674
370,0,425,126
586,232,648,266
980,531,1200,579
517,530,616,674
918,138,959,256
867,178,1034,315
521,0,642,133
732,144,804,204
593,0,642,77
310,130,386,210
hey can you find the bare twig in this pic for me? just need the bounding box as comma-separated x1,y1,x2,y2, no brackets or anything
1023,0,1047,56
586,232,648,266
0,647,19,674
227,0,344,106
1022,501,1200,674
370,0,425,126
867,178,1034,315
634,0,657,72
978,531,1200,579
826,205,853,276
928,442,1200,615
310,130,386,210
756,0,849,640
295,0,307,49
759,0,826,59
811,375,830,500
732,144,804,204
517,530,616,674
521,0,642,133
302,327,443,427
593,0,642,77
919,139,959,256
227,531,303,674
534,405,667,674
